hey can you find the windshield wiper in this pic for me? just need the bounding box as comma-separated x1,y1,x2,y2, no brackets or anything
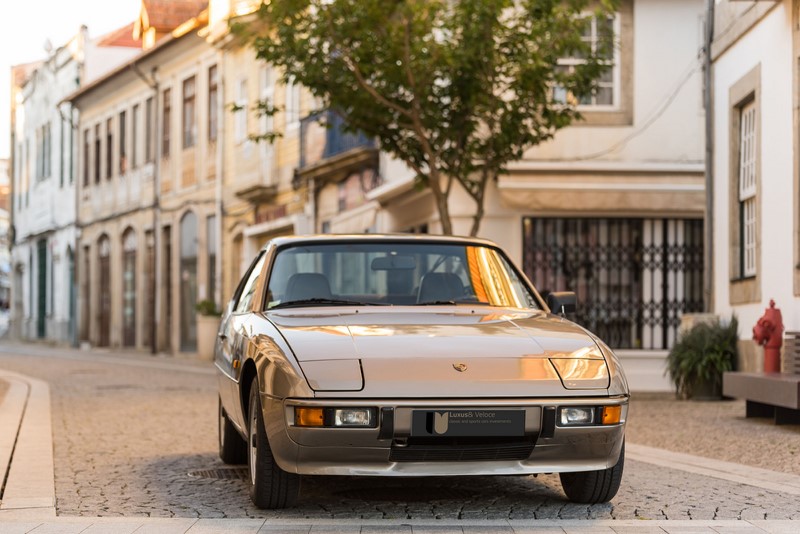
271,298,386,309
416,299,491,306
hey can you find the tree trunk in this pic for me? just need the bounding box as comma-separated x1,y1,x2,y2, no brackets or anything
427,169,453,235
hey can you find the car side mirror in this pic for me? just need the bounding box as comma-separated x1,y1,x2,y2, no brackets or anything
546,292,577,317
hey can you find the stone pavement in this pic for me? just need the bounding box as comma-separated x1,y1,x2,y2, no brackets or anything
0,342,799,533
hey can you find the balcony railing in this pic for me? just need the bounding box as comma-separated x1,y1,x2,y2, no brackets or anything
300,110,375,169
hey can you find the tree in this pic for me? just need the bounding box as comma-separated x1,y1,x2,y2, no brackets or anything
236,0,617,236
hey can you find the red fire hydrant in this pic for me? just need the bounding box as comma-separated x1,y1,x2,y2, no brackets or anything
753,299,784,373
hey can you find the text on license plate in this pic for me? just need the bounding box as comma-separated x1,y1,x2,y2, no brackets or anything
411,409,525,437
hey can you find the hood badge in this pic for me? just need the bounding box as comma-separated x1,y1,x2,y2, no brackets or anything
453,363,468,372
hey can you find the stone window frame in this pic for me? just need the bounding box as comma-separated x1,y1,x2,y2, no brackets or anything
728,64,761,305
570,0,634,126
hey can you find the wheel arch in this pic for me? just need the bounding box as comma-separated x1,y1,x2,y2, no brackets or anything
240,358,258,422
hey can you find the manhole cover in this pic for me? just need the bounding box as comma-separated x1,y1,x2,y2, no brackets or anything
336,486,474,502
188,467,249,480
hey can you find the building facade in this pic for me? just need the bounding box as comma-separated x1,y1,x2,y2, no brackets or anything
209,0,313,303
9,27,138,344
69,11,214,353
295,0,708,390
709,0,797,371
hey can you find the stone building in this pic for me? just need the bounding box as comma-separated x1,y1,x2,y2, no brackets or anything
9,26,139,344
67,4,213,352
208,0,313,302
708,0,798,370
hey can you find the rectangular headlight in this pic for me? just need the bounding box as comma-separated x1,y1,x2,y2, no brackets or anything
333,408,374,427
558,407,595,426
293,407,377,428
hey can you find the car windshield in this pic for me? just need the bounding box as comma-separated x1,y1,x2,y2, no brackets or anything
265,241,540,309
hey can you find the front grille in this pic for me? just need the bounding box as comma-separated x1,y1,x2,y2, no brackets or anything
389,437,535,462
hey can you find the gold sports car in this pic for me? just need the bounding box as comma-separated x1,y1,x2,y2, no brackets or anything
215,234,628,509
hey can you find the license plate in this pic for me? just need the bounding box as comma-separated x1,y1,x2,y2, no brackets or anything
411,409,525,437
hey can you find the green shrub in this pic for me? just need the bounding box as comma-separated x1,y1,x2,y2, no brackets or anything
195,299,220,317
666,316,739,399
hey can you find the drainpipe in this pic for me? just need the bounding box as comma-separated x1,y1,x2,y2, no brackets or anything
703,0,715,313
215,51,224,308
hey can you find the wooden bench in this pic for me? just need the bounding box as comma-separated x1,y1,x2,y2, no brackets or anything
723,372,800,425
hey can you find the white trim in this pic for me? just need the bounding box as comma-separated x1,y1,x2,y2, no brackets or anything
505,160,705,173
498,180,704,192
365,177,416,204
243,214,301,238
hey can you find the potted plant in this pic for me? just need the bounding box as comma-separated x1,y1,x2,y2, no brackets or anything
196,299,221,361
666,316,739,400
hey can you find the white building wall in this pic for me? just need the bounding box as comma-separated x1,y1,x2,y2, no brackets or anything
712,3,796,333
11,30,137,344
527,0,705,166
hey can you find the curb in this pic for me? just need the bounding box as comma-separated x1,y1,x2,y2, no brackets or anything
627,443,800,496
0,518,797,533
0,369,55,518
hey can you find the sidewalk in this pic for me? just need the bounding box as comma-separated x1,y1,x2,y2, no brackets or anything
0,517,799,533
1,342,800,533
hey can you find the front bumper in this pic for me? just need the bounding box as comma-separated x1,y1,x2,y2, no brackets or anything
261,395,627,476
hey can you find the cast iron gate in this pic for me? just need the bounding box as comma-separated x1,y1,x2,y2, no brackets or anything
522,218,703,350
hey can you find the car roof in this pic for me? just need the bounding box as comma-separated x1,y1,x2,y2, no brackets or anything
262,233,500,252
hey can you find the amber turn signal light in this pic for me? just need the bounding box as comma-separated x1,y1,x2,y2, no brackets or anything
295,407,325,427
601,405,622,425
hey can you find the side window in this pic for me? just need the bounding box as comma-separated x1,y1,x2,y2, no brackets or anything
234,253,267,313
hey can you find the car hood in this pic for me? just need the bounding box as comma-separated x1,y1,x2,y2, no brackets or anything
267,308,610,397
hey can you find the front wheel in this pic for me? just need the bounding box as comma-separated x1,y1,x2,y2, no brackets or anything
559,442,625,503
247,377,300,509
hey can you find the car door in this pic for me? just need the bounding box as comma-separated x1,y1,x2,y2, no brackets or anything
217,251,268,429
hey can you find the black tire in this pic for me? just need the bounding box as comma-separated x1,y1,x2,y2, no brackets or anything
219,397,247,465
559,442,625,504
247,377,301,509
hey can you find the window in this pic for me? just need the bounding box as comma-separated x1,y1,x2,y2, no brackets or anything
83,129,89,187
106,118,113,179
94,124,101,184
38,122,51,179
35,128,41,180
260,65,273,133
145,97,154,162
59,118,65,187
235,78,247,143
119,110,127,174
182,76,196,149
554,14,618,108
234,253,266,313
45,122,51,178
523,217,704,350
132,104,140,169
738,100,757,278
122,228,137,347
728,64,760,304
162,88,171,157
208,65,218,142
285,79,300,128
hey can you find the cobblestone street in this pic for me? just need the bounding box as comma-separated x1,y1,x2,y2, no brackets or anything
1,343,800,523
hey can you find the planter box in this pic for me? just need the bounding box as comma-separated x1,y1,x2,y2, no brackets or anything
197,315,220,361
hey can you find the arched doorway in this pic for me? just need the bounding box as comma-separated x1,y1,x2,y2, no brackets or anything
97,235,111,347
179,212,198,351
122,229,137,347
